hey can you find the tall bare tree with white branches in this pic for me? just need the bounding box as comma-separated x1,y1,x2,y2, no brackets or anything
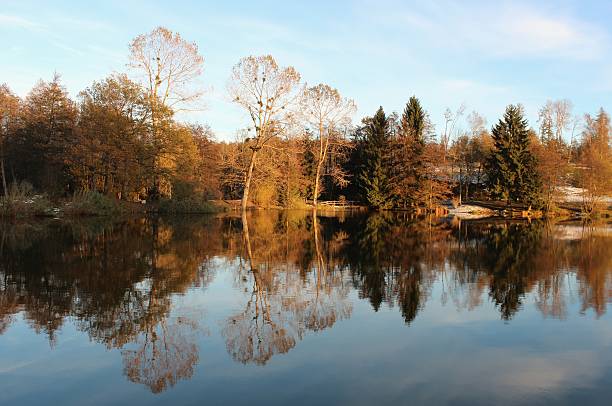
228,55,301,211
299,84,356,208
128,27,205,198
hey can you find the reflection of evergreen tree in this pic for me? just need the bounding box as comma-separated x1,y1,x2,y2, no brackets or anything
454,221,543,320
349,213,392,310
339,213,443,322
485,222,542,319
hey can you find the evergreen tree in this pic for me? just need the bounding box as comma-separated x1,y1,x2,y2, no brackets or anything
487,104,541,206
358,107,393,209
13,74,77,193
392,96,427,208
301,135,316,200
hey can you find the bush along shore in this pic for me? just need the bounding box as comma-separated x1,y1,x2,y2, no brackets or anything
1,180,608,220
0,182,221,219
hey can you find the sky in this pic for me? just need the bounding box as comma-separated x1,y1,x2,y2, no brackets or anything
1,0,611,140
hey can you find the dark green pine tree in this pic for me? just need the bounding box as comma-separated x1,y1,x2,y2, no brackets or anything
392,96,427,208
487,104,541,206
301,135,317,200
358,107,393,209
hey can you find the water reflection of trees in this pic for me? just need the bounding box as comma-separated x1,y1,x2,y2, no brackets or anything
338,212,452,323
0,217,215,392
221,211,353,365
446,220,612,320
0,214,611,390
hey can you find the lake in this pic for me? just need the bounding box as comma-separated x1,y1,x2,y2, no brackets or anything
1,212,611,405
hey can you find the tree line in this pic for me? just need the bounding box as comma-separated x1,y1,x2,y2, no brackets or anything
0,27,610,214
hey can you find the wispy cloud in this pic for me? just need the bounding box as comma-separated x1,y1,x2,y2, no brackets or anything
0,12,117,57
364,1,609,61
471,4,607,60
50,15,116,32
0,13,42,30
439,79,508,94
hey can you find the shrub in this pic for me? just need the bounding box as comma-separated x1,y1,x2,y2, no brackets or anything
253,184,277,208
0,181,53,217
65,190,123,216
156,196,218,214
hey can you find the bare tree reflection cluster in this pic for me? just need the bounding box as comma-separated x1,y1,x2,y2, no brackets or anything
0,217,215,393
0,213,610,392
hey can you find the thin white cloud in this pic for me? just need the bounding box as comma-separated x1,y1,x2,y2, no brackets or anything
476,4,607,60
439,79,508,94
364,1,609,61
51,16,115,32
0,13,42,30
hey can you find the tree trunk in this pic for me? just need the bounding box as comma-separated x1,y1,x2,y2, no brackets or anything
0,156,7,197
242,210,255,271
313,129,329,210
313,159,323,208
241,148,258,212
458,167,462,206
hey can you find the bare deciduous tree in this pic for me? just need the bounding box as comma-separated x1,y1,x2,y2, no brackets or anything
299,84,356,207
128,27,205,198
579,109,611,213
538,99,573,142
467,110,486,137
228,55,301,211
441,103,466,164
129,26,204,113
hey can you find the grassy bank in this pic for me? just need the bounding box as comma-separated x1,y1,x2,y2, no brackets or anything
1,183,223,219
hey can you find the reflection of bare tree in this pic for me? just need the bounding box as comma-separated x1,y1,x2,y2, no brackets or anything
0,287,17,335
222,211,352,365
122,317,199,394
305,213,352,331
0,217,214,392
223,278,297,365
573,223,612,317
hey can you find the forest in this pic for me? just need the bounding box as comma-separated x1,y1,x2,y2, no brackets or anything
0,27,610,217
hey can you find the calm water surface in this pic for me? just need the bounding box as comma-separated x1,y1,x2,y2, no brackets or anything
1,212,611,405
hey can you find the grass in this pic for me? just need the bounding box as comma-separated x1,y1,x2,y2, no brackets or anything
63,190,127,216
155,196,220,214
0,181,54,218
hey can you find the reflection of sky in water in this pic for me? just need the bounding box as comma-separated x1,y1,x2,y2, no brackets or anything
0,215,611,405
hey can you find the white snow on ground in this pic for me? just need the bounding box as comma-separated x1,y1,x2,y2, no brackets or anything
448,204,496,219
557,186,612,204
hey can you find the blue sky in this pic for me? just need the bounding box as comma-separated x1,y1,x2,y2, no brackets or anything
1,0,611,140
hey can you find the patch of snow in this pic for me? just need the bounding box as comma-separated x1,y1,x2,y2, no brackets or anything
448,204,496,219
557,186,612,203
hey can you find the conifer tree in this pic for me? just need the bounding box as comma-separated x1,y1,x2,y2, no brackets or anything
392,96,427,208
487,104,541,206
358,107,393,209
